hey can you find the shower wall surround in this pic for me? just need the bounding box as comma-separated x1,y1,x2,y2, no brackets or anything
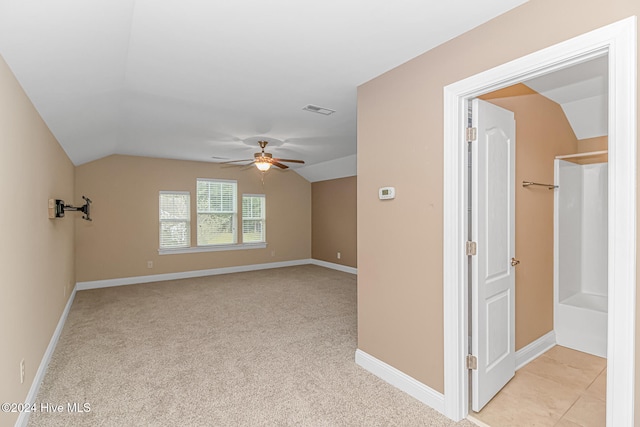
554,159,608,358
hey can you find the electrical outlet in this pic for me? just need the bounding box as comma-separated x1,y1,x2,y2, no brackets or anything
20,359,25,384
147,261,153,269
337,252,341,260
271,251,275,257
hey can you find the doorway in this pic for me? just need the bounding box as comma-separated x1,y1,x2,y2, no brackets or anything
469,57,609,424
442,17,636,425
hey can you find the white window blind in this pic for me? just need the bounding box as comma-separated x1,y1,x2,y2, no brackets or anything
197,179,237,245
242,194,265,243
159,192,190,249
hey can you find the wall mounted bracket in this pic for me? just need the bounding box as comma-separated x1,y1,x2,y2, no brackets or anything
49,196,92,221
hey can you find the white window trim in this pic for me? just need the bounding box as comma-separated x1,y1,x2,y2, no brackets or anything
158,242,266,255
159,190,191,249
196,178,238,246
242,193,266,244
158,182,270,254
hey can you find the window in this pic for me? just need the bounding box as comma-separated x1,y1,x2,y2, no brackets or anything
242,194,265,243
159,192,190,249
197,179,237,245
159,181,267,254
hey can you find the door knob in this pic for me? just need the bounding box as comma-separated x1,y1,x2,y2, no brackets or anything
511,258,520,267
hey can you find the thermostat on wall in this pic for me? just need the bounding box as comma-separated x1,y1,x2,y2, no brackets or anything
378,187,396,200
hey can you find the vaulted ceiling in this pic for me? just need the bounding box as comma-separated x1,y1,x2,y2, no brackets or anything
0,0,530,180
525,55,608,140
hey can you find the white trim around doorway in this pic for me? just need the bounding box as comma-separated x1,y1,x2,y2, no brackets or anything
443,16,636,425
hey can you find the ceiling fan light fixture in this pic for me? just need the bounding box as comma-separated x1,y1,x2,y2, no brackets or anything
217,140,303,172
255,160,271,172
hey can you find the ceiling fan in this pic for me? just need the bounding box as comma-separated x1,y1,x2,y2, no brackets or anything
220,140,305,171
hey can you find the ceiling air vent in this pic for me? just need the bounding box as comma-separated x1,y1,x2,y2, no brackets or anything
302,104,336,115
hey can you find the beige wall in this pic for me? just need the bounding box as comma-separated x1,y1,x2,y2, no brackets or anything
357,0,639,399
578,135,608,153
481,84,578,350
312,176,357,268
0,56,75,427
75,155,311,282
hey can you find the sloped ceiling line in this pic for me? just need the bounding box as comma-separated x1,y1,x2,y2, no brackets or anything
0,0,533,181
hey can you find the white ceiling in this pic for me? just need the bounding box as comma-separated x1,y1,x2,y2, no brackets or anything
0,0,529,180
524,55,608,140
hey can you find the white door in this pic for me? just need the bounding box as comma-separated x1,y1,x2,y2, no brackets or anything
471,99,516,412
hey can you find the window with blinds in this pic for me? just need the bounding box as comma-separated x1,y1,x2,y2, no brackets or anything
159,191,191,249
197,179,237,245
242,194,265,243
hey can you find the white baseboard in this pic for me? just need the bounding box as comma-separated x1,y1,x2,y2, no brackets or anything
76,259,313,290
17,261,355,425
76,259,357,290
353,333,556,423
515,330,556,370
310,259,357,275
355,349,445,415
16,286,77,427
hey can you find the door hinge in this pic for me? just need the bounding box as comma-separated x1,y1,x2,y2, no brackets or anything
465,241,477,256
466,354,478,370
466,127,477,142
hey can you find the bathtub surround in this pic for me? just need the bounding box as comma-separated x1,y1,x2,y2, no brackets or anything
555,159,608,357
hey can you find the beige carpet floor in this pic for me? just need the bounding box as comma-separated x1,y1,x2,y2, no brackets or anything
28,265,474,427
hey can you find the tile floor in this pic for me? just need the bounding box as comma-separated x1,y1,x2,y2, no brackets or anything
468,345,607,427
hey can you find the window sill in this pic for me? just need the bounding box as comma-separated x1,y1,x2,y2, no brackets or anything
158,242,267,255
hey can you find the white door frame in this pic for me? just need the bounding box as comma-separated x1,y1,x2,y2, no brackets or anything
443,16,637,425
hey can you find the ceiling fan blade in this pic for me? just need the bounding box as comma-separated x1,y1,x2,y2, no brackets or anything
271,161,289,169
219,159,254,164
273,158,305,164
